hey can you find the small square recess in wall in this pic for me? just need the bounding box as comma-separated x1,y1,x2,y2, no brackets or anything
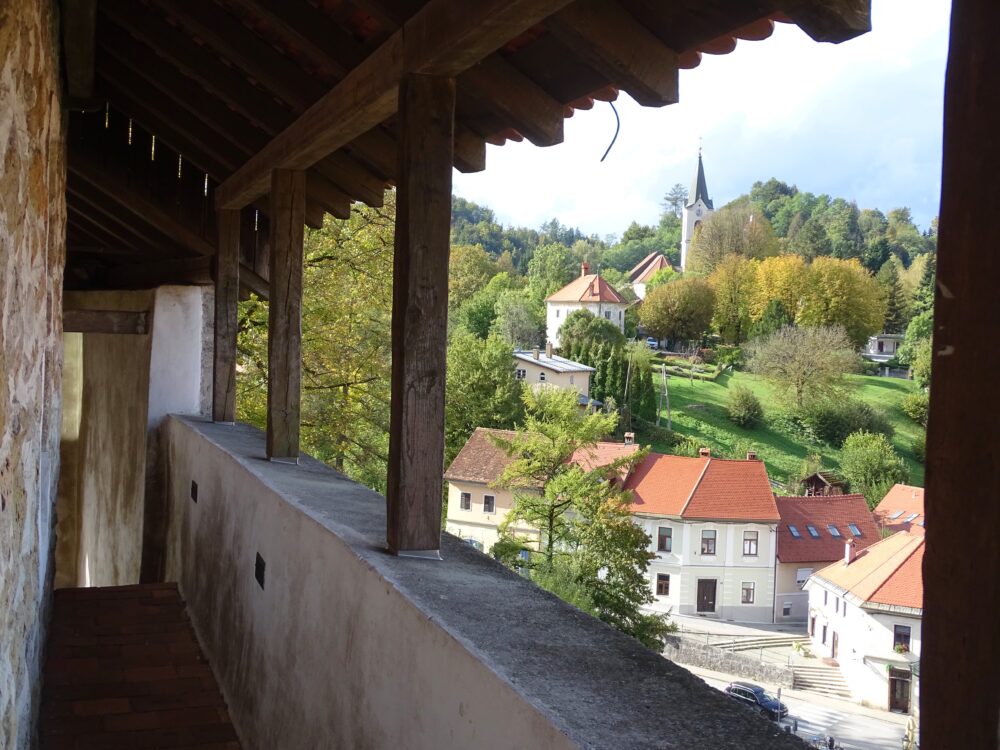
190,480,198,503
255,553,265,590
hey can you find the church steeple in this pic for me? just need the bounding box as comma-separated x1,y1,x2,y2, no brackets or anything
686,151,713,210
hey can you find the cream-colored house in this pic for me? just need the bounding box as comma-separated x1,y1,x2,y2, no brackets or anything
443,428,638,554
513,347,595,404
625,451,780,623
805,531,924,713
772,494,880,624
545,263,628,348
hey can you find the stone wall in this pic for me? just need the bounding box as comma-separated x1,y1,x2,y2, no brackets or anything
0,0,66,746
663,634,795,688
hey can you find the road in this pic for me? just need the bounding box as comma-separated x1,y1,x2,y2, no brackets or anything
695,671,908,750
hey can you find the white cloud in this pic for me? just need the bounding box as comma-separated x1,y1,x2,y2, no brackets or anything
452,0,951,238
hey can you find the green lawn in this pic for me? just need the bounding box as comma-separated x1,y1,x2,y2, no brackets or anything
638,369,925,490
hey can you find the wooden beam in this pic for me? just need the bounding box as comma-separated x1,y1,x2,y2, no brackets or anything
386,74,455,555
64,309,148,334
461,56,565,147
922,0,1000,746
779,0,871,44
266,169,306,461
546,0,678,107
216,0,574,209
214,209,240,422
63,0,97,100
102,257,214,288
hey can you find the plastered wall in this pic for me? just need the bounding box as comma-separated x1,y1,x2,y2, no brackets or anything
0,0,66,745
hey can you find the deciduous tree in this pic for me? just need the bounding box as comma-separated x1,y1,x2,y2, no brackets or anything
709,254,758,343
638,278,715,344
750,254,808,320
840,431,909,509
558,309,626,352
797,257,885,347
687,204,779,274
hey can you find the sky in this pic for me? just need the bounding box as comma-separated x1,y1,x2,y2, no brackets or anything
452,0,952,240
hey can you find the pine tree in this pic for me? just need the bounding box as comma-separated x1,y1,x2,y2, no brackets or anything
877,260,909,334
912,253,936,316
591,343,607,402
749,299,793,340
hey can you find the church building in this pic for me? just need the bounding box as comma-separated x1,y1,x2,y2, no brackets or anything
680,152,715,271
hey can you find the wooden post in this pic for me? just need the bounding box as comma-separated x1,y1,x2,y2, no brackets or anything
386,74,455,555
922,0,1000,746
266,169,306,461
213,208,240,422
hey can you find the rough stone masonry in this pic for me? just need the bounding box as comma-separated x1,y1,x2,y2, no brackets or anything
0,0,66,746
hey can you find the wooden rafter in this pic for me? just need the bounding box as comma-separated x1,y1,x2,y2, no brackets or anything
216,0,575,209
62,0,98,101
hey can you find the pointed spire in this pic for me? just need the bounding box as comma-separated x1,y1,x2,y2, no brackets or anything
686,152,713,210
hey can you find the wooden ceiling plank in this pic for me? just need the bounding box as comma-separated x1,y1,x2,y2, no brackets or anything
103,257,215,289
63,0,98,100
70,155,218,257
67,206,145,255
217,0,575,209
546,0,678,107
461,56,564,147
67,185,184,258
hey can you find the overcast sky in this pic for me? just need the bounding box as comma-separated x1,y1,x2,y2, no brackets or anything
452,0,952,240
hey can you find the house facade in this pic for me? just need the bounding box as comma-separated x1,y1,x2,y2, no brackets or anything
805,532,924,713
513,347,593,399
773,494,880,623
545,263,628,347
625,451,780,623
862,333,905,362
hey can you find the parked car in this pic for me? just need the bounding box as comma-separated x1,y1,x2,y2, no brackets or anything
645,337,658,349
724,681,788,720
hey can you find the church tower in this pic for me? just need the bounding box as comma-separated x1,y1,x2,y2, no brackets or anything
680,152,714,271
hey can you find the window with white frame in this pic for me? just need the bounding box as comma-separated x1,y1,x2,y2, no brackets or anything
782,602,792,617
604,311,611,320
743,530,758,556
539,372,546,382
795,568,812,589
483,494,495,514
460,492,471,510
701,529,716,555
569,375,574,385
657,527,672,553
656,574,670,596
741,582,755,604
515,369,526,380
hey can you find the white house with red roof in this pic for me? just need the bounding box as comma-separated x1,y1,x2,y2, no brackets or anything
805,531,924,713
624,449,780,623
773,494,880,624
628,252,672,300
545,263,628,347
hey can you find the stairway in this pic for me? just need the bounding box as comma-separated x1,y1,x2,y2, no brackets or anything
792,663,853,699
716,634,807,652
40,583,240,749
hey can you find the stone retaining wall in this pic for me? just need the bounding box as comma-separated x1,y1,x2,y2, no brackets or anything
663,634,795,688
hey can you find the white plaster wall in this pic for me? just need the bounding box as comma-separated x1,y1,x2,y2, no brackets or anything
445,480,539,554
147,286,210,426
681,198,712,271
515,359,590,396
163,420,576,750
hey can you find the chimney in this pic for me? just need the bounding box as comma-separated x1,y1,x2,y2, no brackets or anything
698,447,711,457
545,341,553,358
532,347,540,361
844,539,856,565
746,450,758,461
624,432,635,445
581,262,590,277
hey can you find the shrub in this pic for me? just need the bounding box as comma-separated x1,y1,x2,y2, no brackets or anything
859,359,881,376
715,345,743,369
698,347,717,364
901,391,929,426
800,398,894,447
726,386,764,428
769,411,821,445
840,431,909,508
913,433,926,464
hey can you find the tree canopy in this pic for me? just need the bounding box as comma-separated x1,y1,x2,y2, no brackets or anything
638,278,715,343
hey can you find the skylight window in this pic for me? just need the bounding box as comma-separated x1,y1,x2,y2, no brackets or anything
905,513,919,523
848,523,862,537
918,520,926,527
827,525,841,537
889,510,905,520
788,525,800,538
807,525,820,538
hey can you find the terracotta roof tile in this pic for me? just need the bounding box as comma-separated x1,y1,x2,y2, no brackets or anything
545,274,625,304
812,531,924,611
775,495,880,563
633,255,672,284
873,484,925,535
628,252,662,281
626,453,777,521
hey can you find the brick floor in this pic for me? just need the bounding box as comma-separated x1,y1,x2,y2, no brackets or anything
40,583,240,749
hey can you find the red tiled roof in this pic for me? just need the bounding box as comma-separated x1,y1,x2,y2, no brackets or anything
682,458,779,521
873,484,925,535
774,495,880,563
443,427,637,485
628,252,661,282
812,531,924,612
625,453,778,521
545,274,625,304
633,255,672,284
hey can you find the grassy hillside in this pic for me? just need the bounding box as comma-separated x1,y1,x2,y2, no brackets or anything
639,369,925,491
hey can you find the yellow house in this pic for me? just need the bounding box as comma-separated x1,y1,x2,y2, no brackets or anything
444,428,638,553
513,346,596,405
